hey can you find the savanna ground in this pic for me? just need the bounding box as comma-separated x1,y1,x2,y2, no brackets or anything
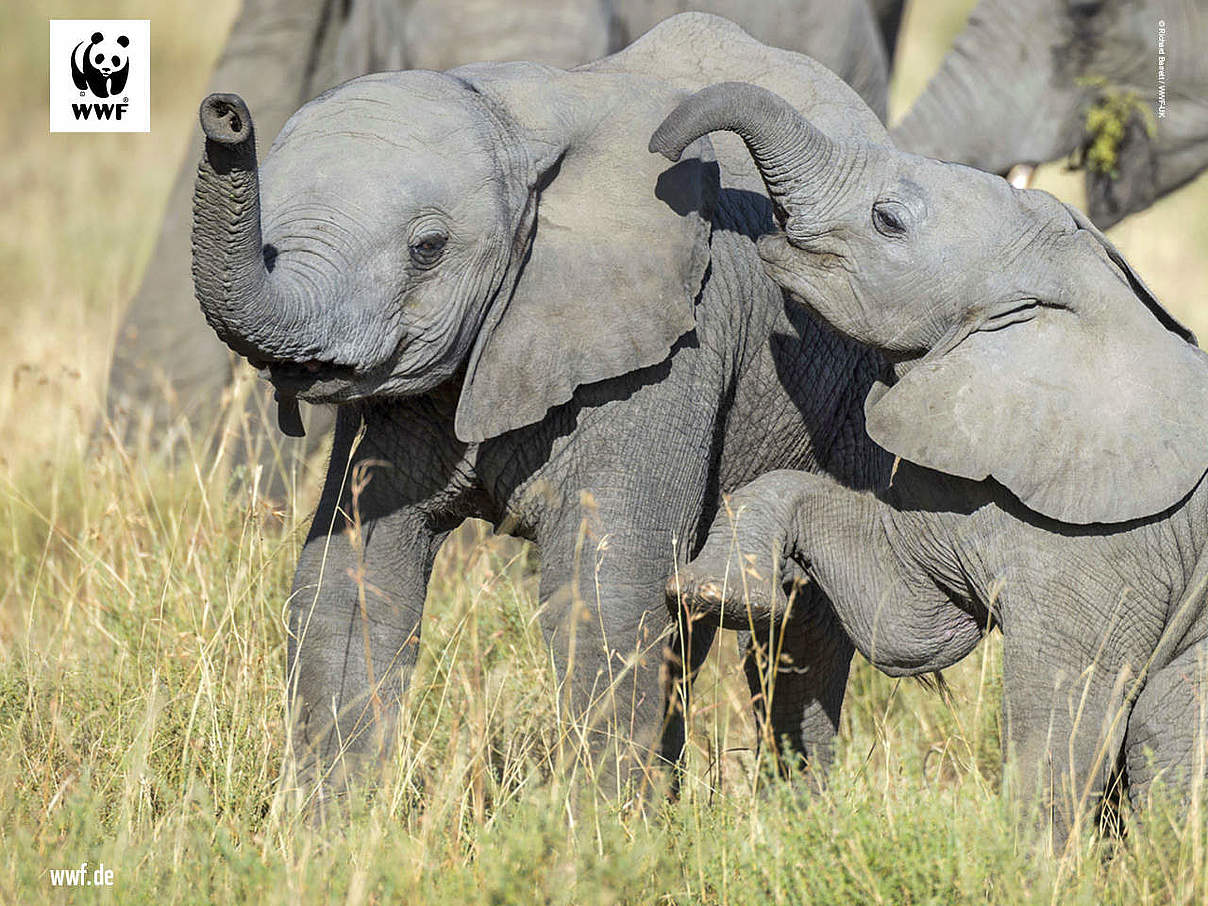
3,1,1207,902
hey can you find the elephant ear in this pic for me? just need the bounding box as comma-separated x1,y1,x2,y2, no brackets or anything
451,64,716,443
866,232,1208,525
1064,203,1194,343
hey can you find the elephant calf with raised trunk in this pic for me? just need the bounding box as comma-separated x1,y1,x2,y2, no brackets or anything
190,14,897,802
656,82,1208,847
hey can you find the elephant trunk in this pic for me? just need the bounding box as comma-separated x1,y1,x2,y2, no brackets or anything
650,82,840,224
192,93,330,366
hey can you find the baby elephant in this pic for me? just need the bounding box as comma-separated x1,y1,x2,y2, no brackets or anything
653,83,1208,846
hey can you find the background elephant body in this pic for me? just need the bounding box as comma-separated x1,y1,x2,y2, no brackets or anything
894,0,1208,227
104,0,893,482
106,0,334,457
612,0,891,120
191,17,894,794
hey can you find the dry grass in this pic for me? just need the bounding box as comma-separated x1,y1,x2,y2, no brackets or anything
1,1,1207,902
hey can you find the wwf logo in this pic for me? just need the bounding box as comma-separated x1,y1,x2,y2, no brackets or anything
70,31,130,100
50,20,149,132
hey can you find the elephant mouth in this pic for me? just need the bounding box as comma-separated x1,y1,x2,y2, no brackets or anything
261,358,357,395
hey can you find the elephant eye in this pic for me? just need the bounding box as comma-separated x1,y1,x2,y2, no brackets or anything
872,200,909,238
409,231,447,267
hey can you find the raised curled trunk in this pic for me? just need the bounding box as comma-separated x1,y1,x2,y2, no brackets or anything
192,93,328,365
650,81,840,221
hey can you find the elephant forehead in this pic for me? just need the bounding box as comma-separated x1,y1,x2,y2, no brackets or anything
272,72,494,160
900,156,1044,245
261,97,503,214
259,149,498,226
914,156,1012,206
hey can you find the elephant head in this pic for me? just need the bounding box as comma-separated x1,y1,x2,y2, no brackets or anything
892,0,1207,227
653,82,1208,525
192,66,715,441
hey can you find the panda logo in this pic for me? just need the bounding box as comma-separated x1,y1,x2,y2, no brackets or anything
70,31,130,99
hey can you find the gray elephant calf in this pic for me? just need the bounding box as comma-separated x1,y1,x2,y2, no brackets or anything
189,16,897,800
656,83,1208,846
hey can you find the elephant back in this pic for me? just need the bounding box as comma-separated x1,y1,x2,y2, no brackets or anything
609,1,889,121
589,12,889,196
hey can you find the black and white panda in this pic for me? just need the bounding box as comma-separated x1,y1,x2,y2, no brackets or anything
70,31,130,99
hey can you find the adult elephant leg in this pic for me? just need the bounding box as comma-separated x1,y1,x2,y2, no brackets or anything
740,582,854,787
287,407,455,803
1001,630,1132,853
1125,638,1208,812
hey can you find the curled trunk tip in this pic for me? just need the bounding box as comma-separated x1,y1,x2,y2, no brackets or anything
649,82,761,161
200,92,253,146
650,81,837,213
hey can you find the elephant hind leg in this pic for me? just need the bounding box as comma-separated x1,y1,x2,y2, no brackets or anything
662,613,718,799
1125,639,1208,812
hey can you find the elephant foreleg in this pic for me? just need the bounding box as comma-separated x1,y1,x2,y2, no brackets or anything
536,510,693,800
677,469,984,677
286,410,452,802
530,416,715,800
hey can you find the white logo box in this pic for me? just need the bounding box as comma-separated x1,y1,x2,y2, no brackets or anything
50,20,150,133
